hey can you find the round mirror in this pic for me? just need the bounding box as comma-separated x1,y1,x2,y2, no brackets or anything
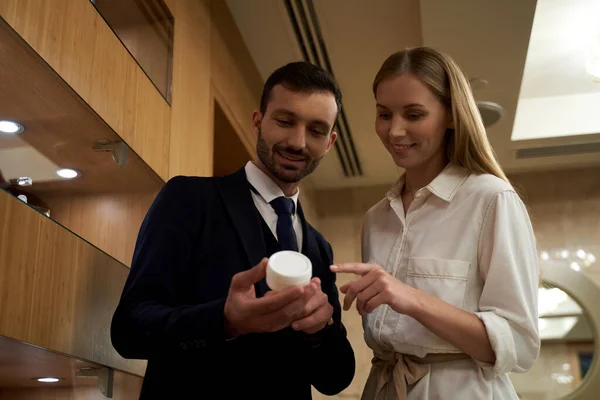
511,259,600,399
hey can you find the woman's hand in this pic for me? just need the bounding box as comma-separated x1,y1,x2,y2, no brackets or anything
331,263,419,316
332,263,497,364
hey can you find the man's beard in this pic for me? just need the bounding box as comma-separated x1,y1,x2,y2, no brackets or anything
256,128,324,183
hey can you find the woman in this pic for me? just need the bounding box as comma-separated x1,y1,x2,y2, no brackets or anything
331,47,540,399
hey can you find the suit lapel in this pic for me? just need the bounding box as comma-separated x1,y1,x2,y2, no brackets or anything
215,168,269,295
297,202,320,277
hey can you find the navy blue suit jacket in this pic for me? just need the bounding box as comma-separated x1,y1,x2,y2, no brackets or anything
111,168,355,399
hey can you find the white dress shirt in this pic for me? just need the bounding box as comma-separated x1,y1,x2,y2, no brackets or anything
245,161,303,250
361,163,540,400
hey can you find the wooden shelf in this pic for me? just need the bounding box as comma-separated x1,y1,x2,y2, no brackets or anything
0,18,164,265
0,17,164,196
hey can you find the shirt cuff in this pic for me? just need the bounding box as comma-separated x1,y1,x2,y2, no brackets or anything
473,311,518,379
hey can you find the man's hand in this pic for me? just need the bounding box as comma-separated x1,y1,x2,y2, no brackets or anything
289,277,333,335
224,258,309,337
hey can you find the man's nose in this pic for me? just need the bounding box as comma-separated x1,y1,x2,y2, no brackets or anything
287,126,307,149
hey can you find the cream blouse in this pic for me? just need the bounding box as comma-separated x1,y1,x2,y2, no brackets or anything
361,163,540,399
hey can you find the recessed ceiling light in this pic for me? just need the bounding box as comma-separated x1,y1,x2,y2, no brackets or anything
0,120,24,134
56,168,80,179
37,377,60,383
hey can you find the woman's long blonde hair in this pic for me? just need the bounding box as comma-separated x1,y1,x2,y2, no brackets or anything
373,47,509,183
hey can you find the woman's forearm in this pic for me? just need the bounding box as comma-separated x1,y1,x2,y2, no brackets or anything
408,289,496,364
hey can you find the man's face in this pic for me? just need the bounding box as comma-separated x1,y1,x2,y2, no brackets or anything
253,84,338,183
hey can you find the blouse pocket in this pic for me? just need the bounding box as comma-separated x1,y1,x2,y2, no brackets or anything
405,258,471,309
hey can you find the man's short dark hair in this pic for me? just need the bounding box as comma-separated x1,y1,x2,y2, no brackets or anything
259,61,342,117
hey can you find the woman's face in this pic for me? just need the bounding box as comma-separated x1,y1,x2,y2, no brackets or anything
375,73,451,171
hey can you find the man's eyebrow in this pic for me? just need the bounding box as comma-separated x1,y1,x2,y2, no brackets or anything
271,109,332,129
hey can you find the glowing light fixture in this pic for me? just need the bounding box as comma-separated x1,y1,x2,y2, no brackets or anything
37,377,60,383
0,120,24,134
56,168,80,179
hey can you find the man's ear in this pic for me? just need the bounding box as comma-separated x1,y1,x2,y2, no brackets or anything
251,111,263,136
325,130,338,153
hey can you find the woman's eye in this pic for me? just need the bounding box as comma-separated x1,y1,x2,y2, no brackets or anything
407,113,424,121
378,113,391,120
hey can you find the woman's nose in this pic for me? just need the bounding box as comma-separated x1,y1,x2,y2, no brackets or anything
389,116,407,138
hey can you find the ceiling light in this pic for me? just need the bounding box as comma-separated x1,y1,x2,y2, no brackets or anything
0,120,24,134
56,168,80,179
570,262,581,271
37,377,60,383
540,251,549,261
577,249,586,259
551,373,574,385
586,37,600,82
587,254,597,263
560,250,569,259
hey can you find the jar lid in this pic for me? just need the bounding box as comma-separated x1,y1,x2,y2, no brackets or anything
266,251,312,291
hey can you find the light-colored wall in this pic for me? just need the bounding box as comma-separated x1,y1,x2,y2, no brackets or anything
312,166,600,399
511,167,600,286
312,184,389,399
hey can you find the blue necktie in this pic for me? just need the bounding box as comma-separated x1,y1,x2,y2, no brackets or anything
270,197,298,251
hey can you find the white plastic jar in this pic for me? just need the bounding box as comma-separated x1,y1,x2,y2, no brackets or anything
266,251,312,291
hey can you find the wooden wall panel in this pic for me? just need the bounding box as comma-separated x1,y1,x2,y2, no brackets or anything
0,0,171,180
165,0,263,178
43,192,158,266
209,0,263,157
167,0,213,178
92,0,173,101
213,101,252,177
0,190,146,377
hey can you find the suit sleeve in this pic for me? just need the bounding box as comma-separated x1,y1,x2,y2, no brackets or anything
305,241,356,395
111,177,226,359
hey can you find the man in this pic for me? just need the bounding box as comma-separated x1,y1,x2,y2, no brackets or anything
111,61,356,399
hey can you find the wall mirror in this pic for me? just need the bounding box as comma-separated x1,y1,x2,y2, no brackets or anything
511,260,600,400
